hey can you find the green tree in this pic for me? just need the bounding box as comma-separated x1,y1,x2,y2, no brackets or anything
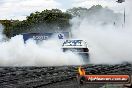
2,9,72,38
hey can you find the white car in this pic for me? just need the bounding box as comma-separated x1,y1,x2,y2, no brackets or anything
62,40,89,63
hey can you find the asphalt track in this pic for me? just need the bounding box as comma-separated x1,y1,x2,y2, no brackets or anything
0,63,132,88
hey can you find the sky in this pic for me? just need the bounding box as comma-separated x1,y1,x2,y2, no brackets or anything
0,0,126,20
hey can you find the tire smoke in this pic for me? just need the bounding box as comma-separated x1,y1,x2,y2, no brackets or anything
0,1,132,66
0,24,4,42
0,25,83,66
71,3,132,64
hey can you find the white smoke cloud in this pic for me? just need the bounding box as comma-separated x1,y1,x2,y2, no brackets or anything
125,0,132,31
0,24,84,66
70,2,132,64
0,0,131,66
0,24,5,42
0,34,84,66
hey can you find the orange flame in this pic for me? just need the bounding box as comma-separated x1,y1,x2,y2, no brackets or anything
78,66,86,76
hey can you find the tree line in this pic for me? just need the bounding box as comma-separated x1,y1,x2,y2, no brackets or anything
0,5,122,38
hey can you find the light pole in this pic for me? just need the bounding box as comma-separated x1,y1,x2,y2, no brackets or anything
124,8,125,26
116,0,125,27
